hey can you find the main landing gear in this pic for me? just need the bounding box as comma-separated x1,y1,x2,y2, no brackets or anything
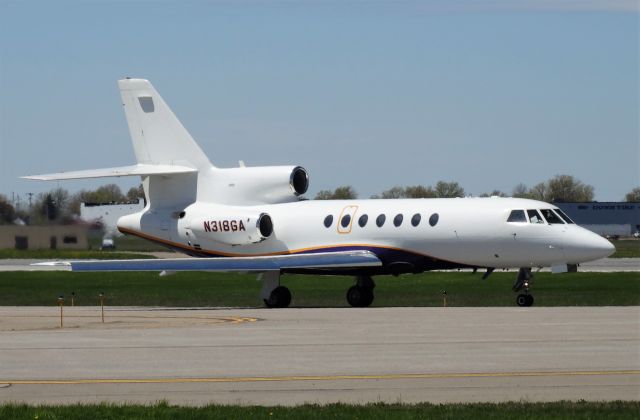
513,267,534,307
260,271,291,308
346,275,375,307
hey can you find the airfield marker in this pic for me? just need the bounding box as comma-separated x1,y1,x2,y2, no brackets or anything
57,295,64,328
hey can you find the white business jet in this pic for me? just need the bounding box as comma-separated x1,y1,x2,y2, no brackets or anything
25,79,615,308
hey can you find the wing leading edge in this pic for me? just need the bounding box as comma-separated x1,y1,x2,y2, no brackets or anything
33,250,382,272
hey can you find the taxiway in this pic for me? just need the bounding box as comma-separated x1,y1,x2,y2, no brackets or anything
0,306,638,405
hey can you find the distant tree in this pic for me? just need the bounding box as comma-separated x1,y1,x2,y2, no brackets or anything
512,183,530,198
528,182,547,201
92,184,125,203
404,185,437,198
434,181,465,198
380,186,405,199
524,175,594,202
43,194,57,221
624,187,640,202
314,186,357,200
546,175,594,202
126,185,146,203
479,190,507,198
0,195,16,224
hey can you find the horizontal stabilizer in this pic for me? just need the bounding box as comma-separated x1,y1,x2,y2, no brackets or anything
22,164,197,181
32,251,382,272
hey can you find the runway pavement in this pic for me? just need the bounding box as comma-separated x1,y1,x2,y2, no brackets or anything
0,306,638,405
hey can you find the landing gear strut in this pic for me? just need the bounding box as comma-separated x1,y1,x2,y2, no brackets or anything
347,275,375,307
514,267,534,307
260,271,291,308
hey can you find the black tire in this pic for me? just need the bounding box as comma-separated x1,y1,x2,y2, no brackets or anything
516,294,528,307
525,294,534,307
347,286,374,308
264,286,291,308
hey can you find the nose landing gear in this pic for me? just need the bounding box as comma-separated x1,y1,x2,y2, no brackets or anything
514,267,534,307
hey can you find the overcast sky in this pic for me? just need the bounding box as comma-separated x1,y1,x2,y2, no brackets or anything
1,0,638,206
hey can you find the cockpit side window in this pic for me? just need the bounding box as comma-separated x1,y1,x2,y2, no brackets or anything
527,209,544,224
507,210,527,223
554,209,575,224
540,209,565,224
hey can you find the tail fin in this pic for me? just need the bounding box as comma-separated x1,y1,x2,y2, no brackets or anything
118,78,213,169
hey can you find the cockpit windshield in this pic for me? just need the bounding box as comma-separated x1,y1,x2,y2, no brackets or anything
540,209,565,224
507,210,527,222
527,209,544,224
554,208,575,224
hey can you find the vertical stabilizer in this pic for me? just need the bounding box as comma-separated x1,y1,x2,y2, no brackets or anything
118,78,213,170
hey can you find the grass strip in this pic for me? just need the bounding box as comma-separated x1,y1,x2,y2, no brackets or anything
0,401,638,420
0,271,637,307
610,240,640,258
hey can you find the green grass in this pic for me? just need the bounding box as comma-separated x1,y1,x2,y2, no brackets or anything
0,270,637,307
611,240,640,258
0,401,638,419
0,249,156,260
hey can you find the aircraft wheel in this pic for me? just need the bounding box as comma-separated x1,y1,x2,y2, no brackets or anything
347,286,374,308
264,286,291,308
516,294,528,307
525,294,534,307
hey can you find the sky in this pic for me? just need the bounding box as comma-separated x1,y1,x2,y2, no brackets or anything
1,0,638,207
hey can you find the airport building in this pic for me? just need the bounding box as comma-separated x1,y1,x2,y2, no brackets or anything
0,225,89,250
555,202,640,237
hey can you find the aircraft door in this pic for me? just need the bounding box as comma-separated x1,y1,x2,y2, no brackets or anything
337,205,359,234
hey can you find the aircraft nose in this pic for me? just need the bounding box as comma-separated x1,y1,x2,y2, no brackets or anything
564,228,616,263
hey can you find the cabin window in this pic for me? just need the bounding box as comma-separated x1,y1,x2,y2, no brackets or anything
358,214,368,227
429,213,439,226
411,213,421,227
376,214,386,227
554,209,575,224
324,215,333,228
393,214,403,227
540,209,564,224
527,209,544,224
341,214,352,228
507,210,527,223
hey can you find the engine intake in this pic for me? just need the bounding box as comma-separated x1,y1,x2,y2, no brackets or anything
207,165,310,205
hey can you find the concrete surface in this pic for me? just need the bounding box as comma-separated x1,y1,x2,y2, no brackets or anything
0,306,638,405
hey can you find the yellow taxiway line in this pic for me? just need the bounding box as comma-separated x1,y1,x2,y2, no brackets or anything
4,370,639,385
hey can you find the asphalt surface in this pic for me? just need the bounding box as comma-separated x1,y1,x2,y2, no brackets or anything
0,306,638,405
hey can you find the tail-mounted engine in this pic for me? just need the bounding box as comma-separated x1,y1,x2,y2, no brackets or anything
207,165,309,205
191,212,273,246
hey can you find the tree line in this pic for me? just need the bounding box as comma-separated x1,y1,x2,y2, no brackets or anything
1,177,639,225
0,184,144,225
315,175,640,203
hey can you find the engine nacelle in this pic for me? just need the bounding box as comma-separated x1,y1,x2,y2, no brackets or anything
206,165,309,205
190,212,273,246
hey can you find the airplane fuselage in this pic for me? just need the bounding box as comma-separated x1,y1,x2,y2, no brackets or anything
117,197,613,275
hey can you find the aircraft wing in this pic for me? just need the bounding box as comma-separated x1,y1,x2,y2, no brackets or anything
22,164,197,181
33,250,382,272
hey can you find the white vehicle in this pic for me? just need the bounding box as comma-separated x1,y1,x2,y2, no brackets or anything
25,79,615,307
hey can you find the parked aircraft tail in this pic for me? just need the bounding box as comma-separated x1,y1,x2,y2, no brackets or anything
118,78,213,170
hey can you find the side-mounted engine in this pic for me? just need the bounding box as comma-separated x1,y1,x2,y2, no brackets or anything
190,211,273,246
206,165,308,205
